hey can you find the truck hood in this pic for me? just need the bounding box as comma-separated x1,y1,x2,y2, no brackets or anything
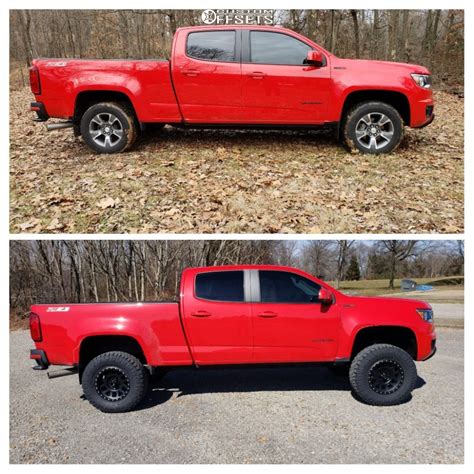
338,294,432,327
333,57,430,75
347,295,431,309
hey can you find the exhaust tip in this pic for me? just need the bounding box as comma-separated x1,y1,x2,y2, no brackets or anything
47,367,78,379
45,122,74,132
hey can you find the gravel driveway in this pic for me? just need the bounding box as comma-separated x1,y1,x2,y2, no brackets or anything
10,328,463,464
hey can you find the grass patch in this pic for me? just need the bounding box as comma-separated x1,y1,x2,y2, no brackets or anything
330,276,464,297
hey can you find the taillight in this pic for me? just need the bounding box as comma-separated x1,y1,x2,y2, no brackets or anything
29,313,42,342
29,66,41,95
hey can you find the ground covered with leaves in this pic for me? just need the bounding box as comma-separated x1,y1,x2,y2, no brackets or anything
10,88,463,233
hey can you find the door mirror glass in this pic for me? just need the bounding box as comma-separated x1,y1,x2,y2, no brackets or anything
306,50,323,66
318,288,333,304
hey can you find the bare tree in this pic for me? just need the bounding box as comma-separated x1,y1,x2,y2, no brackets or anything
9,240,464,322
9,10,464,90
350,10,360,58
335,240,355,289
382,240,419,289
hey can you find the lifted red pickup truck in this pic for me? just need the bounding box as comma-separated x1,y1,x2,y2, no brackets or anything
30,265,436,412
29,25,434,155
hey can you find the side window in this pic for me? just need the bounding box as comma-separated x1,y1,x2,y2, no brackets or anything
250,31,312,65
186,31,236,62
259,271,321,303
195,271,244,302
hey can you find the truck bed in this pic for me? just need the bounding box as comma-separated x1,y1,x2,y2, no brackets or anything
31,302,193,367
32,58,182,122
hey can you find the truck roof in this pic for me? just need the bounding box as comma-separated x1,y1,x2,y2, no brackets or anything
176,25,289,32
184,264,308,273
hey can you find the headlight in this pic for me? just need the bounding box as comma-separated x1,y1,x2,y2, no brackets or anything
411,73,432,89
416,308,434,323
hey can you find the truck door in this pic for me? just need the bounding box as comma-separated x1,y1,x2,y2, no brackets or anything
172,29,242,123
182,270,252,364
251,270,341,362
241,30,331,124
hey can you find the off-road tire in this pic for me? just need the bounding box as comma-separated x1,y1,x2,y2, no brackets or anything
349,344,417,406
80,102,137,154
342,101,404,154
82,351,149,413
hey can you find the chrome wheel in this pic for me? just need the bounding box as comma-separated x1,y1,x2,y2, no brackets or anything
368,359,404,395
355,113,394,151
88,113,124,149
95,366,130,402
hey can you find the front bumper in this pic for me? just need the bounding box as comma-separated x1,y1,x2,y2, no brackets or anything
417,112,435,128
421,338,437,361
410,94,435,128
30,349,49,370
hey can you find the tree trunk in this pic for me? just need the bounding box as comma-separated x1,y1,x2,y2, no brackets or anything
350,10,360,58
398,10,410,62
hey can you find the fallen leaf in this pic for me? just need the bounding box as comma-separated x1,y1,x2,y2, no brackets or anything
98,197,118,209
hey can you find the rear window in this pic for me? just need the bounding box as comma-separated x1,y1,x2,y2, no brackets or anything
195,271,244,302
186,31,236,62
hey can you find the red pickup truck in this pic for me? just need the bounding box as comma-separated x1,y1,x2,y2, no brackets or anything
29,265,436,412
29,25,434,155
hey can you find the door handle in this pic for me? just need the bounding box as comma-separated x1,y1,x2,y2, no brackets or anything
181,69,200,76
248,71,266,79
190,310,211,317
257,311,277,318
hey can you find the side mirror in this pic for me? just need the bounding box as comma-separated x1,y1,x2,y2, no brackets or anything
318,288,333,305
306,50,324,66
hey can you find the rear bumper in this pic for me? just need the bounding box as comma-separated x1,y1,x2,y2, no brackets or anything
30,102,49,122
30,349,49,370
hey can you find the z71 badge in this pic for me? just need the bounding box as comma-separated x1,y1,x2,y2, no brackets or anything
45,61,67,67
46,307,70,312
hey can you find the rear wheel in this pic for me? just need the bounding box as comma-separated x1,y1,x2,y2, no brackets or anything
80,102,137,154
82,351,148,413
342,101,403,154
349,344,417,406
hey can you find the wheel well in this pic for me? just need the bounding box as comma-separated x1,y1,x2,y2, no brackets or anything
342,90,410,126
351,326,418,360
79,335,147,379
74,90,136,122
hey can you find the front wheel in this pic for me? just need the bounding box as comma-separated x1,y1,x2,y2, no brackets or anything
82,351,149,413
349,344,417,406
342,101,404,154
80,102,137,154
